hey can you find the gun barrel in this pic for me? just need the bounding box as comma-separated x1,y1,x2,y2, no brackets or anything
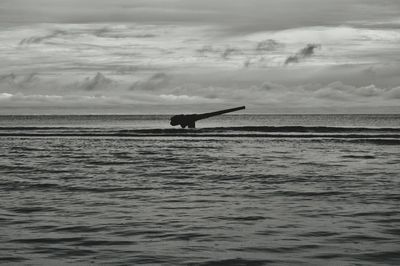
170,106,245,128
196,106,245,121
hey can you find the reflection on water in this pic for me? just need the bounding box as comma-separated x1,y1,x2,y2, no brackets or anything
0,115,399,265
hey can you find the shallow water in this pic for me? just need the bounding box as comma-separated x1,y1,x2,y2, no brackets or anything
0,115,399,265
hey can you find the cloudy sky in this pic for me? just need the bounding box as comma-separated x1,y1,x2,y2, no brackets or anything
1,0,400,114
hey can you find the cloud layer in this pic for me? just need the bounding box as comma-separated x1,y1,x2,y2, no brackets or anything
0,1,400,113
1,71,399,114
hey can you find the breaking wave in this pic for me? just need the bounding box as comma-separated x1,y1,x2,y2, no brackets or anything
0,126,399,140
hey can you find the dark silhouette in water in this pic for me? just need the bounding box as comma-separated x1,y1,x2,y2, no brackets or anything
170,106,245,128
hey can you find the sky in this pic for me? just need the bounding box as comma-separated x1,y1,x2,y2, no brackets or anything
0,0,400,114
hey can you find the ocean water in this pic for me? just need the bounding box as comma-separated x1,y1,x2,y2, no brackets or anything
0,114,399,265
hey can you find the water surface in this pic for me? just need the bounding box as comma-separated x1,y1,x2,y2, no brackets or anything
0,114,399,265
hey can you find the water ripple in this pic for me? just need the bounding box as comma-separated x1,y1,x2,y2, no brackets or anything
0,132,399,265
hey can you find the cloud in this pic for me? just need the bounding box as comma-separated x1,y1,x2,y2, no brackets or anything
19,73,39,84
0,92,63,102
0,72,40,90
1,79,399,113
196,45,243,61
0,74,17,90
314,85,352,101
0,93,13,99
0,73,16,82
76,72,113,91
300,44,320,57
130,73,171,91
93,27,111,38
5,23,400,80
312,81,400,102
2,0,400,35
284,56,299,65
387,87,400,99
221,47,240,59
0,72,123,94
196,45,218,56
354,85,383,97
93,25,158,39
243,58,251,68
19,30,68,45
168,80,400,109
2,21,400,114
256,39,283,51
159,94,218,103
285,44,321,65
260,82,287,91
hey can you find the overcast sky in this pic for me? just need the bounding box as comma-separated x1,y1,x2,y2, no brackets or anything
0,0,400,114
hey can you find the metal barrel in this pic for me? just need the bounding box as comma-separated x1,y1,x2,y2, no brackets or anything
196,106,245,121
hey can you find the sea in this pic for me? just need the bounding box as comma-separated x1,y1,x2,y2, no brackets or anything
0,114,399,265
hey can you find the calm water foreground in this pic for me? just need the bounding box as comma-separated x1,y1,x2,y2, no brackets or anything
0,114,399,265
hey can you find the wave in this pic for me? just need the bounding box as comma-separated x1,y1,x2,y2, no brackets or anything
1,125,399,132
0,126,399,140
0,133,399,139
130,126,400,134
193,258,274,266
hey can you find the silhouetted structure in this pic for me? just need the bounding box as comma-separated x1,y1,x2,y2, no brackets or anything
170,106,245,128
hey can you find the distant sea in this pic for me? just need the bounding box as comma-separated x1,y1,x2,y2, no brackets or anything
0,114,399,265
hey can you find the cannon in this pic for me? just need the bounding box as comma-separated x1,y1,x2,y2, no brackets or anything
170,106,245,128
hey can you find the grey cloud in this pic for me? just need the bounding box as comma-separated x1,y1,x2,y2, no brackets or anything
284,56,299,65
0,73,16,82
256,39,283,52
159,94,219,104
2,0,400,34
260,82,287,91
169,80,397,106
1,72,127,93
285,44,321,65
221,47,240,59
75,72,113,91
0,72,39,90
243,58,251,68
387,87,400,99
314,87,352,101
302,44,320,56
115,66,140,75
196,45,241,59
20,73,39,84
313,82,395,101
0,73,17,90
354,85,383,97
196,45,240,59
93,27,110,37
133,34,157,38
19,30,68,45
1,75,399,113
94,26,157,39
1,93,63,102
19,25,155,47
0,92,115,108
130,73,171,91
196,45,217,56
